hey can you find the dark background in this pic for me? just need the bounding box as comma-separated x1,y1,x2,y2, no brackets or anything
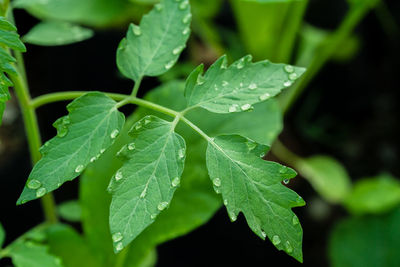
1,0,399,266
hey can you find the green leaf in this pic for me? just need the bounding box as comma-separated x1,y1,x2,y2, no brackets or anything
13,0,132,27
57,200,82,222
46,224,101,267
23,21,94,46
9,241,62,267
329,207,400,267
0,16,26,126
0,222,5,248
206,135,305,262
297,155,352,203
108,115,186,252
116,0,191,82
185,55,305,113
344,174,400,215
17,92,125,204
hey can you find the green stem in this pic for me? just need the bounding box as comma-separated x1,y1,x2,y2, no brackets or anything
271,139,303,168
32,91,128,109
11,66,58,224
131,77,143,97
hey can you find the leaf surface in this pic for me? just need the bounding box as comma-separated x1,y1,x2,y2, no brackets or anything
0,16,26,125
23,21,93,46
108,116,186,252
185,55,305,113
9,241,62,267
206,135,305,261
117,0,191,82
18,92,125,204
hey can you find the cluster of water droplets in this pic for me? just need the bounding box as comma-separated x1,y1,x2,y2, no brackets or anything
27,179,48,198
171,177,180,187
158,201,169,211
112,232,124,252
283,65,299,88
56,116,71,138
178,148,185,160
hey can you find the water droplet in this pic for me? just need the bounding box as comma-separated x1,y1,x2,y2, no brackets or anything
279,166,288,174
115,242,124,252
182,27,190,35
75,165,84,173
249,83,257,90
292,216,299,225
272,235,281,245
111,129,119,139
178,148,185,159
90,157,97,163
128,143,135,150
289,73,298,81
214,85,219,91
236,60,244,69
241,104,252,111
230,212,237,221
172,177,180,187
132,25,141,36
228,104,239,113
284,81,292,87
179,0,188,10
165,60,175,70
223,199,228,206
246,141,257,151
297,196,304,204
284,65,294,73
36,187,47,198
172,45,184,55
27,179,41,190
135,123,142,130
260,152,266,158
285,241,293,253
261,230,267,238
283,179,289,185
155,3,163,11
112,232,123,243
158,202,168,211
222,81,229,86
213,178,221,187
100,149,106,154
151,214,157,219
182,13,192,24
57,126,68,137
259,93,270,101
115,171,123,181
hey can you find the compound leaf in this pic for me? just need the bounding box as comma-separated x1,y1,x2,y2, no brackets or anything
185,55,305,113
206,135,305,262
108,115,186,252
17,92,125,204
0,16,26,125
23,21,94,46
9,241,62,267
117,0,191,82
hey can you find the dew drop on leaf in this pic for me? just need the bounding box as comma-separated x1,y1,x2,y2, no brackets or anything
259,93,270,101
112,232,123,243
272,235,281,245
182,14,191,24
110,129,119,139
100,149,106,154
289,73,298,81
171,177,180,187
115,242,124,252
223,199,228,206
27,179,41,190
178,148,185,159
285,241,293,253
172,45,184,55
151,214,157,219
213,178,221,187
128,143,135,150
292,216,299,225
248,83,257,90
284,65,294,73
230,212,237,221
182,27,190,35
90,156,97,163
283,179,290,185
158,202,168,211
284,81,292,87
75,165,84,173
179,0,189,10
165,60,175,70
36,187,47,198
261,230,267,238
228,104,239,113
241,104,252,111
115,171,123,181
131,25,141,36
